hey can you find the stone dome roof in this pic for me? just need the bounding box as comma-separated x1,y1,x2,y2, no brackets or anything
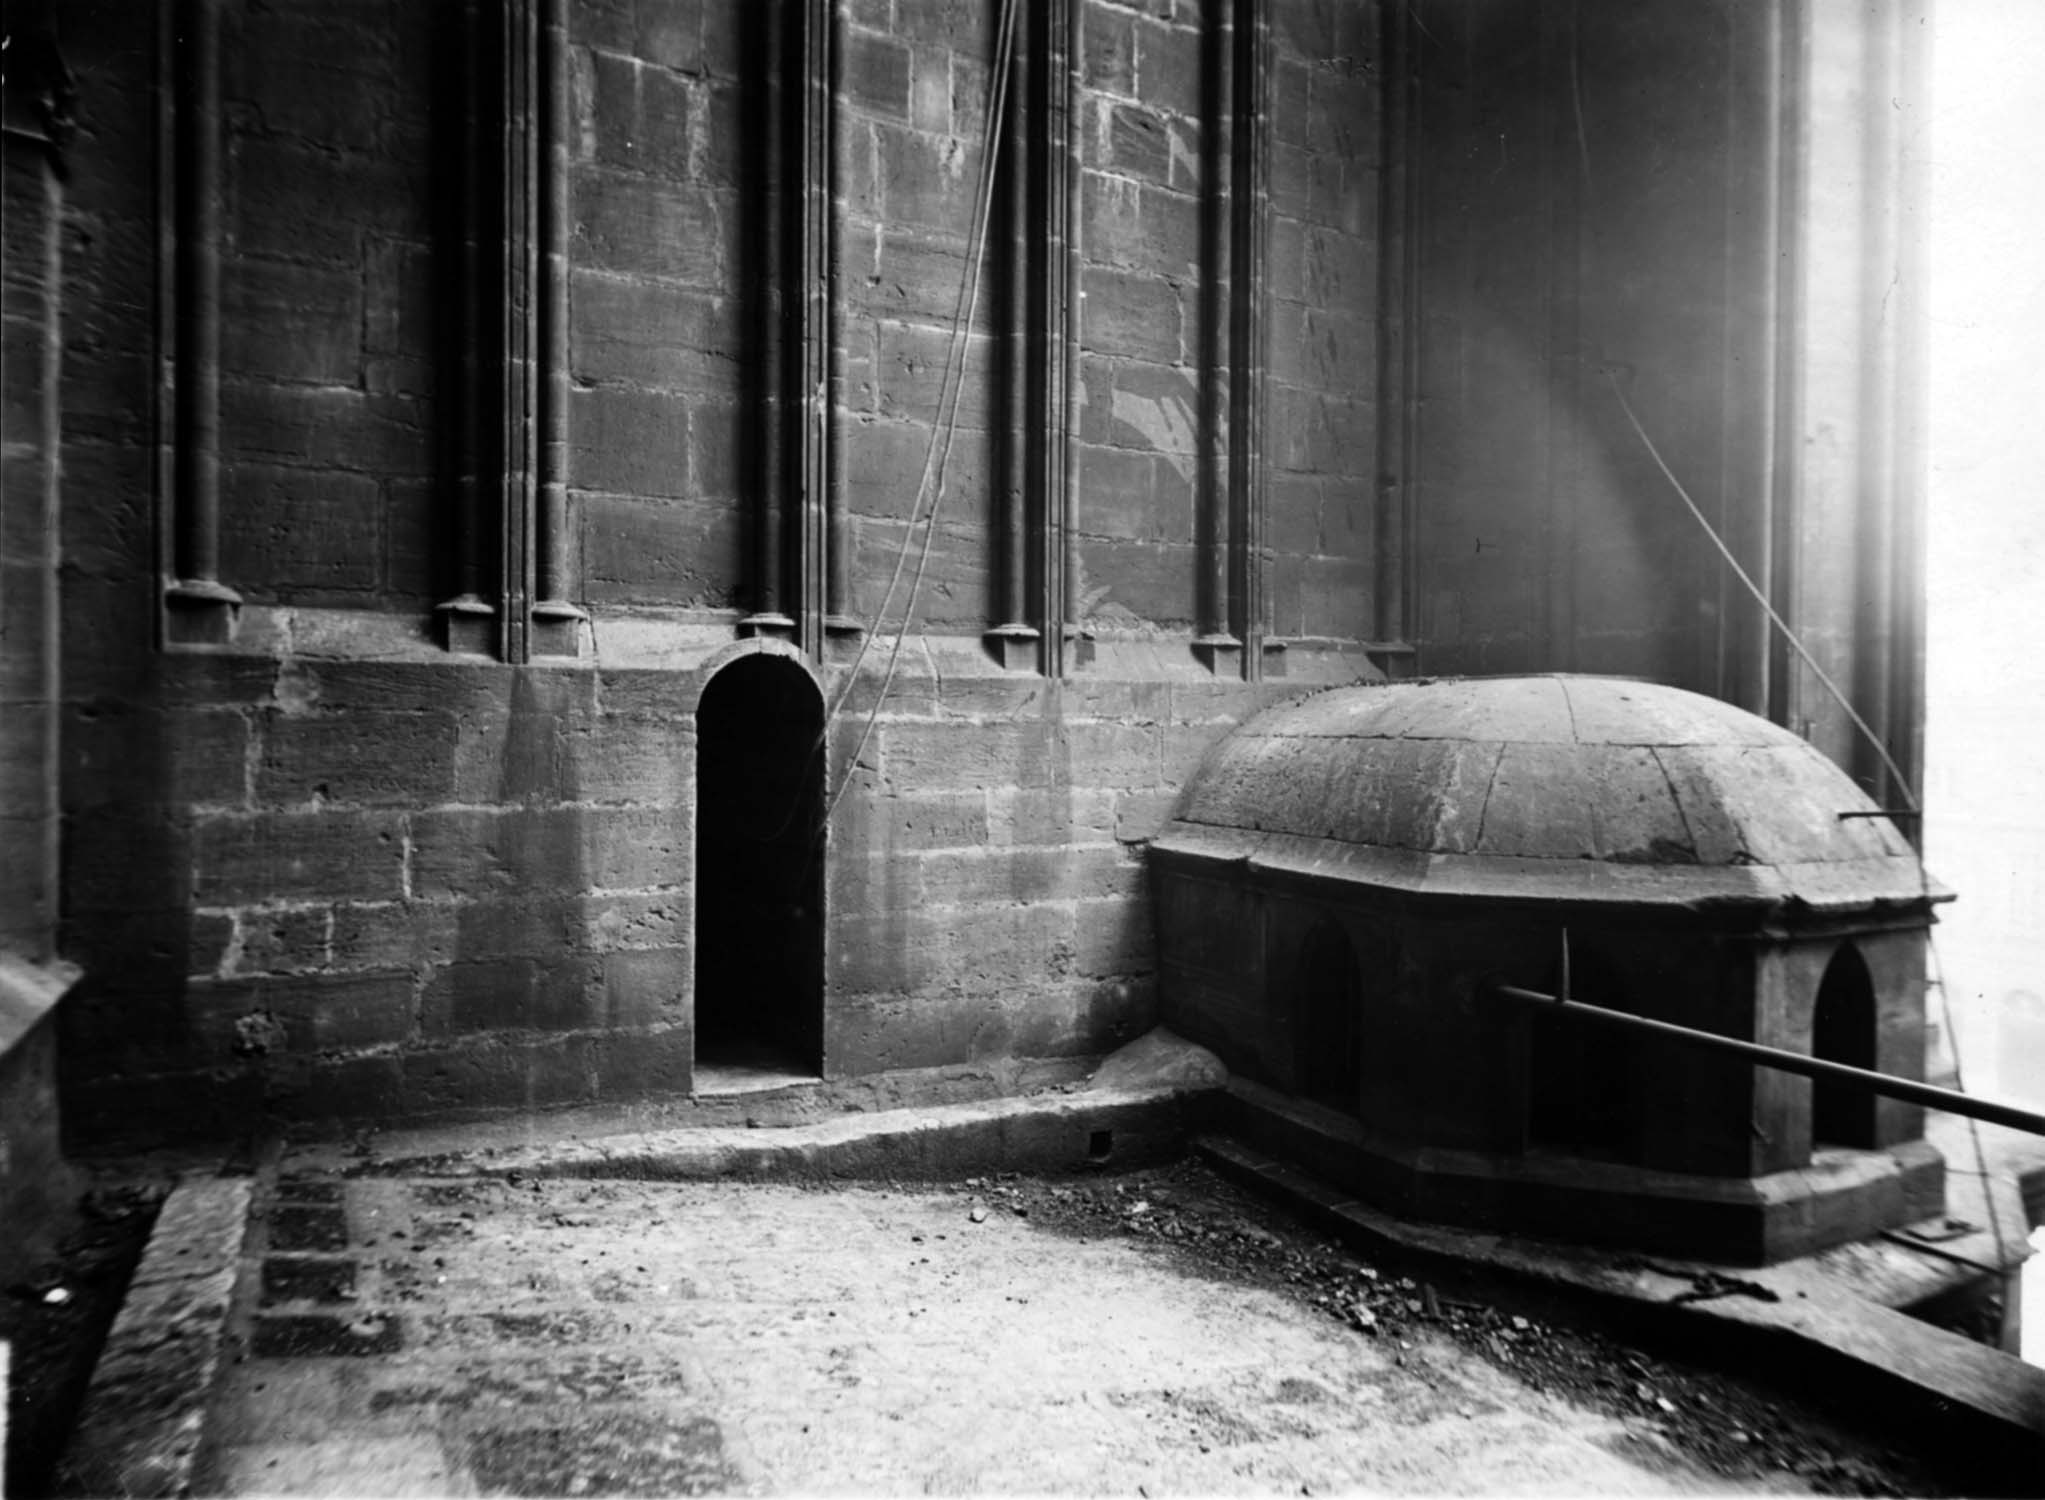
1158,675,1941,912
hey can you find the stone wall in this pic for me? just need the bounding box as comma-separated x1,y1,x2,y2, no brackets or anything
46,0,1392,1146
36,0,1926,1147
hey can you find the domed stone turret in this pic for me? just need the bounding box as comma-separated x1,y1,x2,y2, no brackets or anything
1167,674,1931,911
1152,676,1947,1265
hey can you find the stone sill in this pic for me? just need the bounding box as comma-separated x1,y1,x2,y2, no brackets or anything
154,602,1392,685
0,951,81,1059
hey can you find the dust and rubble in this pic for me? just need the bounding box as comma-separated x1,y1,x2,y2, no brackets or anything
187,1154,1959,1497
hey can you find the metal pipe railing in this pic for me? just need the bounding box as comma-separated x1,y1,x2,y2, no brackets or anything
1484,980,2045,1139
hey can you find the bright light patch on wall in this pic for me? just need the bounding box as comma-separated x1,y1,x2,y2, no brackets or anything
1924,0,2045,1117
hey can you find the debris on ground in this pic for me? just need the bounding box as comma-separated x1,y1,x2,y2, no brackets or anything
930,1159,1943,1498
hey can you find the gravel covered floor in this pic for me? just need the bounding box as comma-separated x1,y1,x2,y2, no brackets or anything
195,1155,1954,1497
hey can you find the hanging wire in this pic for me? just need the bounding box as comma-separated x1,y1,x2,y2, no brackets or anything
1571,21,2011,1277
723,0,1021,850
1605,382,2009,1277
821,0,1022,823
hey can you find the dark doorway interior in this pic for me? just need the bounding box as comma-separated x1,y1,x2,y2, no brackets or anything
1296,919,1363,1113
1528,945,1640,1161
693,655,825,1078
1812,943,1879,1148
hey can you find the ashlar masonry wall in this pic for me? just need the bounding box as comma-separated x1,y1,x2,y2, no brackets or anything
46,0,1392,1148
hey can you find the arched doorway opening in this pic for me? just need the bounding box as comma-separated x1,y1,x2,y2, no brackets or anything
1528,945,1639,1161
693,654,825,1080
1811,943,1879,1148
1296,919,1362,1113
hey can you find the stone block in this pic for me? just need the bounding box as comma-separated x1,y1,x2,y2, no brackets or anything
252,1313,402,1359
421,956,600,1037
62,806,194,923
874,125,981,235
1082,3,1137,96
257,710,459,808
400,1035,596,1116
193,811,406,905
893,0,997,48
560,715,693,805
1112,788,1178,844
285,1053,406,1121
855,230,997,335
576,168,722,284
188,911,237,977
188,974,414,1055
843,415,951,522
920,845,1141,908
590,1023,693,1101
880,719,1054,792
986,786,1117,848
579,894,691,952
877,792,991,852
873,320,994,427
1091,357,1201,454
570,385,692,500
686,397,742,495
599,947,689,1027
220,467,384,597
637,2,702,72
579,492,744,609
1104,101,1173,185
845,28,912,120
1083,170,1200,277
222,258,364,386
1075,536,1197,630
65,708,250,812
591,51,694,179
1133,16,1200,111
410,806,692,901
1076,896,1156,978
236,908,332,976
1065,720,1163,788
906,45,952,134
1082,265,1184,364
571,274,742,395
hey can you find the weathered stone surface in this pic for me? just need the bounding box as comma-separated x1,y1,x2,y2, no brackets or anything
54,1179,251,1499
1166,677,1940,908
1086,1025,1226,1094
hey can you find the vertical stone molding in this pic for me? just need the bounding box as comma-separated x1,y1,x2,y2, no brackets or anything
739,0,793,645
744,0,834,648
1227,0,1271,679
1369,0,1422,680
986,0,1075,676
163,0,241,646
988,5,1038,673
803,0,843,652
1192,0,1241,678
1032,0,1076,676
442,0,585,663
437,0,497,656
495,0,540,665
1059,0,1087,671
529,0,586,657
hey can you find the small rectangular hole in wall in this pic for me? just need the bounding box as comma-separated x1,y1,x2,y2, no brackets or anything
1088,1129,1114,1161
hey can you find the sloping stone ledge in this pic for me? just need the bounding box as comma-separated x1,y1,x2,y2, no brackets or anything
53,1178,253,1499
